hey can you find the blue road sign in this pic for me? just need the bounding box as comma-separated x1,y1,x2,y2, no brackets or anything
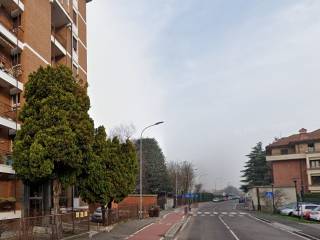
265,192,273,199
184,193,194,198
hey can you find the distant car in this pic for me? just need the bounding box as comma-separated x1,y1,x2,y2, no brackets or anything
212,198,222,202
292,204,319,218
309,206,320,221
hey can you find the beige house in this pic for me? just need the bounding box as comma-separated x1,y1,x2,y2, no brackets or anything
266,128,320,194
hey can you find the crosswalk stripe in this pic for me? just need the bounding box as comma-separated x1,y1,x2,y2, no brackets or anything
191,211,249,217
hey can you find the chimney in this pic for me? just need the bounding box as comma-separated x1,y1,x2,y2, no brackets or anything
299,128,307,134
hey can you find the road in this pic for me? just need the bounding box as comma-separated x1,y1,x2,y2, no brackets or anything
177,200,309,240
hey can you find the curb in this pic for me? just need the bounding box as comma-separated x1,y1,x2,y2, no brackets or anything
163,215,190,240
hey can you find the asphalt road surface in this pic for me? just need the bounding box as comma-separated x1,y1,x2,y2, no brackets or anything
176,200,308,240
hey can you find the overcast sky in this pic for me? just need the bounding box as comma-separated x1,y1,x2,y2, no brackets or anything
87,0,320,190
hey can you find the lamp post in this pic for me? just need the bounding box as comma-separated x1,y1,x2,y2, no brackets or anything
293,178,299,217
139,121,164,219
271,184,275,213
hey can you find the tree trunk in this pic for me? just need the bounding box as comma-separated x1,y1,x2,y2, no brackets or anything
107,199,113,226
53,179,62,239
53,179,62,214
101,204,106,226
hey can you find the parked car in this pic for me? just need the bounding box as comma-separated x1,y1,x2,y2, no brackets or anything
212,198,221,202
91,207,103,222
279,203,297,216
292,204,319,218
309,206,320,221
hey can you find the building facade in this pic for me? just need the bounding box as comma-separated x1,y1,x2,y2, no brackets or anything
266,128,320,195
0,0,91,220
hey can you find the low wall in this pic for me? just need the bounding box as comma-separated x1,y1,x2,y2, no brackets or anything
118,194,157,208
89,194,157,213
247,186,297,212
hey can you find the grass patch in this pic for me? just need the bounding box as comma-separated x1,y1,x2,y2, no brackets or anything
255,212,319,224
275,214,318,224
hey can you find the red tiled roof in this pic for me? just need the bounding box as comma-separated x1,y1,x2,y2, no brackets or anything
267,129,320,148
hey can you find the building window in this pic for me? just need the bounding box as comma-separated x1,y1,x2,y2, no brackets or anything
11,93,20,108
72,36,78,52
12,16,22,30
73,10,77,26
310,160,320,169
308,143,315,153
311,175,320,186
280,149,288,155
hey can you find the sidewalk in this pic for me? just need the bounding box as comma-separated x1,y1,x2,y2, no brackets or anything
70,208,182,240
127,210,185,240
250,211,320,239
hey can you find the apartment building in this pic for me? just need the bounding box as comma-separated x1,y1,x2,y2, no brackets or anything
0,0,91,220
266,128,320,195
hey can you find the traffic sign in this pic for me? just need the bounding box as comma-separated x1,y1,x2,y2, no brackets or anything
265,192,273,199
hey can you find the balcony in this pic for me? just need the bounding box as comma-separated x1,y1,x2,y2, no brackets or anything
266,153,306,162
0,153,15,174
0,21,23,51
0,101,20,131
51,35,67,58
0,0,24,18
0,54,23,93
51,0,72,28
308,185,320,193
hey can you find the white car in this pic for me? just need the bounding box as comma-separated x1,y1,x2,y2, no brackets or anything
280,207,295,216
309,206,320,221
279,203,297,216
292,204,319,218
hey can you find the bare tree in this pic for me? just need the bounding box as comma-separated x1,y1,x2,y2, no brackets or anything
109,123,136,143
167,160,196,194
194,183,203,193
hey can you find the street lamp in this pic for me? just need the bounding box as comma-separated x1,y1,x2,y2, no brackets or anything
292,178,299,217
139,121,164,219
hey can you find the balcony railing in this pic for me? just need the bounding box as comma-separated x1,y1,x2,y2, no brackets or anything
0,101,19,122
0,7,24,42
0,153,13,166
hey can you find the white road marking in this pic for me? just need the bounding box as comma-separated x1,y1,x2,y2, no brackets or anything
230,212,237,215
204,212,210,214
214,212,218,214
247,214,312,240
180,216,191,233
197,211,202,214
127,222,154,239
218,216,240,240
239,212,247,215
222,212,228,215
